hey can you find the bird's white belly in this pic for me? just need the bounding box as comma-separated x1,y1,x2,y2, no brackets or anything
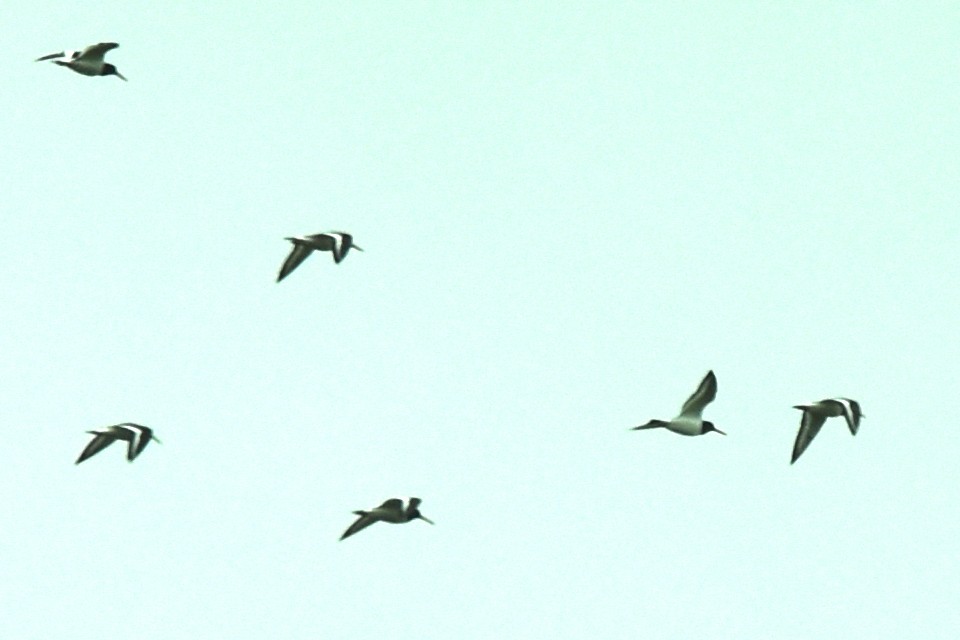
70,61,101,76
666,417,701,436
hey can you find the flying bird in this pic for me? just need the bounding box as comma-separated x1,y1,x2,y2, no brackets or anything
790,398,863,464
340,497,434,541
75,423,161,464
632,370,726,436
36,42,127,81
277,232,363,282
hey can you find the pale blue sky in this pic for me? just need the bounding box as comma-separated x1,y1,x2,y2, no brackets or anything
1,2,958,638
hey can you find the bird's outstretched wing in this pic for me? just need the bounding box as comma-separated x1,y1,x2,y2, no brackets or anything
328,233,350,263
680,370,717,418
119,423,153,461
791,410,827,464
837,398,862,435
277,242,314,282
378,498,404,514
75,433,116,464
77,42,119,62
631,419,668,430
35,51,66,62
340,512,378,540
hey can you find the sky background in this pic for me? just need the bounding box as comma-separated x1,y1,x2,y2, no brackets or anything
1,2,958,638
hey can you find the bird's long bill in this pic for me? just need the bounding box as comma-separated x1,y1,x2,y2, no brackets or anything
714,428,727,436
115,71,128,81
152,436,163,444
352,245,364,252
418,515,435,525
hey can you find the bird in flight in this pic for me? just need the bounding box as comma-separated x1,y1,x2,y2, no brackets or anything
632,370,726,436
790,398,863,464
75,423,161,464
277,232,363,282
340,497,434,541
36,42,127,81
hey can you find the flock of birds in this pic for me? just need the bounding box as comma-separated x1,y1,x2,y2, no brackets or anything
631,370,864,465
41,42,865,541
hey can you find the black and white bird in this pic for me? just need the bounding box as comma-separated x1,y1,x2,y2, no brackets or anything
340,498,434,541
277,232,363,282
791,398,864,464
75,423,160,464
632,370,726,436
35,42,127,81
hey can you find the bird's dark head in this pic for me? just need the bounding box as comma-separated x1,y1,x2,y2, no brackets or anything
411,509,434,525
703,421,726,436
104,64,127,81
